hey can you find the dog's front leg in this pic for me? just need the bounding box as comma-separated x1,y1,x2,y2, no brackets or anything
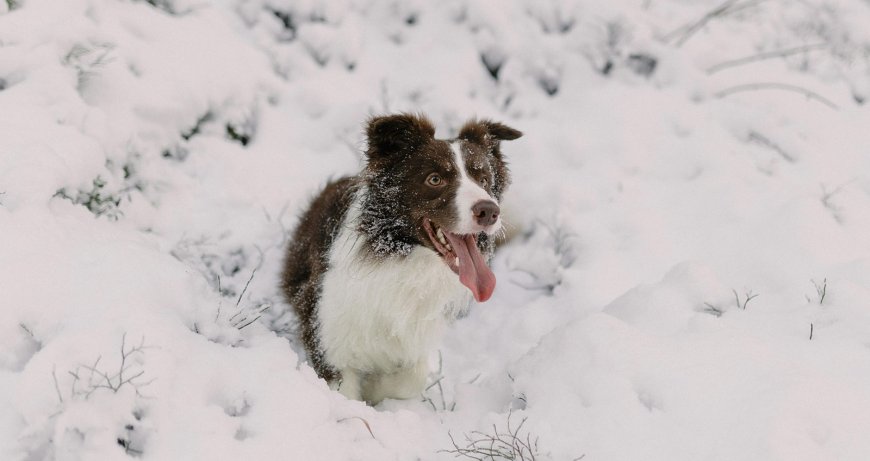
363,360,427,405
337,368,364,401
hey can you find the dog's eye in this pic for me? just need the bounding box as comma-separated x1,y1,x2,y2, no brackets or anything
481,178,488,188
426,173,445,187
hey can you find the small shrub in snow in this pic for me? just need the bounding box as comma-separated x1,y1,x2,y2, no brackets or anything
580,18,657,78
810,278,828,305
702,287,760,316
55,334,153,400
63,42,115,94
55,176,123,221
162,111,214,161
170,237,283,334
194,298,271,345
170,238,262,298
443,411,578,461
224,269,272,330
189,266,272,345
224,104,259,147
25,335,155,458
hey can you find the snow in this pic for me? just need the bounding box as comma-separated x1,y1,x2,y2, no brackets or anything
2,0,870,459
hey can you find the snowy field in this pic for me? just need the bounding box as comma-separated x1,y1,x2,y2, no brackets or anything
2,0,870,459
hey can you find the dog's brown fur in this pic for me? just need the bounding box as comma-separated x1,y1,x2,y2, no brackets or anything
280,177,356,382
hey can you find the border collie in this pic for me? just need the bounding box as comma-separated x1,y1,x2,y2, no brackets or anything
281,113,521,405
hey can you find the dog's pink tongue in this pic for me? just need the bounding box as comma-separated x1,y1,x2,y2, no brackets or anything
445,233,496,302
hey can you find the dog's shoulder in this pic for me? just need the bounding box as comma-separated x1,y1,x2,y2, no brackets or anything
282,176,358,299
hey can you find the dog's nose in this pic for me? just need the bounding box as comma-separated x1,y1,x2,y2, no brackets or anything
472,200,500,227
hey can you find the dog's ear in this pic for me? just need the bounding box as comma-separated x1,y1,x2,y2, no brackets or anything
459,119,521,200
458,119,522,148
365,113,435,159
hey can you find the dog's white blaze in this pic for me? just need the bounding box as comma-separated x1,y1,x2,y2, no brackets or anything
450,141,500,234
317,189,470,402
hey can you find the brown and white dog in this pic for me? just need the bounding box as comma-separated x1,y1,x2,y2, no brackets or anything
281,113,521,404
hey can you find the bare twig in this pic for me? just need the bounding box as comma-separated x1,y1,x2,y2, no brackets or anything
233,303,272,330
337,416,376,439
423,396,438,412
263,202,292,250
210,255,272,331
436,352,447,411
714,82,839,110
666,0,767,47
423,350,454,411
666,0,732,45
215,275,222,321
19,323,35,338
821,181,854,224
425,376,445,392
747,131,796,163
707,43,827,74
811,278,827,305
236,268,257,307
733,289,759,310
702,302,724,317
809,323,814,340
52,365,64,404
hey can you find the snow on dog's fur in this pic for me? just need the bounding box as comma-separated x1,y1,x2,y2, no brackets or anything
281,113,521,404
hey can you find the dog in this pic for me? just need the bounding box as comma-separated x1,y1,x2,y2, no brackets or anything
281,113,521,404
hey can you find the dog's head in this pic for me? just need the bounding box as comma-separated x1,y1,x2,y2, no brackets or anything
359,113,522,302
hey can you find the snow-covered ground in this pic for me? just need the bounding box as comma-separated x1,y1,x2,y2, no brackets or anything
2,0,870,459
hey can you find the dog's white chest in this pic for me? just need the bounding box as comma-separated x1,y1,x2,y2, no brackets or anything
317,201,470,374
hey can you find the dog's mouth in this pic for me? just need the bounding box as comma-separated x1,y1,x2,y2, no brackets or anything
423,218,496,302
